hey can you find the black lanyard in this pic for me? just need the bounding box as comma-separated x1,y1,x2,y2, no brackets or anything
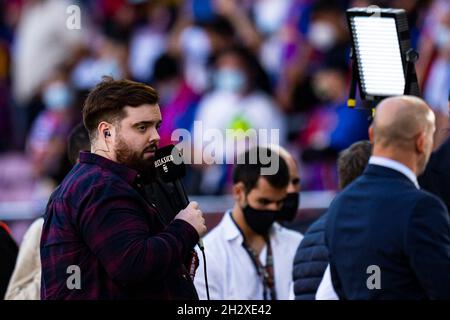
229,212,277,300
242,238,277,300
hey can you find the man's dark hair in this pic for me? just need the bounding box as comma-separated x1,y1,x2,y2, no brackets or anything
82,77,159,140
67,123,90,165
233,147,289,194
337,140,372,189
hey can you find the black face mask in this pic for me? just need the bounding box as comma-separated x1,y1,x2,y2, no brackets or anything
277,192,300,222
242,204,278,235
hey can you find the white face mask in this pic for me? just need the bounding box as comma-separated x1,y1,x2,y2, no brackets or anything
254,0,291,35
308,21,338,51
213,68,246,93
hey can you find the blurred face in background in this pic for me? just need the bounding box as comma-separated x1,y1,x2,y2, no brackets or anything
213,51,249,95
308,9,347,52
285,157,301,194
42,80,73,112
41,69,74,113
312,68,347,103
278,153,301,222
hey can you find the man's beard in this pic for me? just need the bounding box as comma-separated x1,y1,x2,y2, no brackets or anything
115,136,157,180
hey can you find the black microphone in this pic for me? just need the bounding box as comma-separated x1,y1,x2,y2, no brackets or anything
154,144,204,250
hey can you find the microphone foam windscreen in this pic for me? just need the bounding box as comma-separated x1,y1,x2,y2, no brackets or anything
154,144,186,183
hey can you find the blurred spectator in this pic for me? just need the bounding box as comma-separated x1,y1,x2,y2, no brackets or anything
26,70,75,181
0,0,15,152
71,34,127,90
0,47,10,151
298,57,371,190
416,0,450,149
151,53,201,147
12,0,84,146
172,15,236,93
128,1,174,82
169,0,263,93
306,0,348,54
273,145,302,224
194,46,285,194
13,0,84,103
213,0,262,52
274,0,350,113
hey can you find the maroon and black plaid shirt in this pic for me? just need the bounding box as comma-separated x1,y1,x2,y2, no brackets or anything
40,152,199,300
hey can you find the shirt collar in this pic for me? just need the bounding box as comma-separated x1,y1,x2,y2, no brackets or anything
223,210,244,241
368,156,419,189
79,151,140,186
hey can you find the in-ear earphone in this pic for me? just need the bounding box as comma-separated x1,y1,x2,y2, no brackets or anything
104,130,111,137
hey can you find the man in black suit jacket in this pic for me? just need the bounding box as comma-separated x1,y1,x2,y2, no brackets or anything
419,135,450,212
326,95,450,299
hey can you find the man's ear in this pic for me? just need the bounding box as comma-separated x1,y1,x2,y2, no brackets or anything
232,182,245,203
98,121,114,140
368,125,374,143
415,131,426,154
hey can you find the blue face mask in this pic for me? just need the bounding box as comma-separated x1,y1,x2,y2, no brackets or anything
435,25,450,49
43,83,73,111
213,68,246,93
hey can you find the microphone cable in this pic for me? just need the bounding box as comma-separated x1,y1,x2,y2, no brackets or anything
178,181,210,300
198,242,210,300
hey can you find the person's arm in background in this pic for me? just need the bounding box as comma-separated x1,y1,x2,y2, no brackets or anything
4,218,44,300
407,195,450,299
215,0,262,53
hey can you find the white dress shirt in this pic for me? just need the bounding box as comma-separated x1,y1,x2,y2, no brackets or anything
315,156,421,300
315,265,339,300
194,211,303,300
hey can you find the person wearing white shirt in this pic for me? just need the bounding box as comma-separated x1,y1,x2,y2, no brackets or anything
315,265,339,300
194,147,303,300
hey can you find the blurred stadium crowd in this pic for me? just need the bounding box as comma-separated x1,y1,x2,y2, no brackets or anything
0,0,448,204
